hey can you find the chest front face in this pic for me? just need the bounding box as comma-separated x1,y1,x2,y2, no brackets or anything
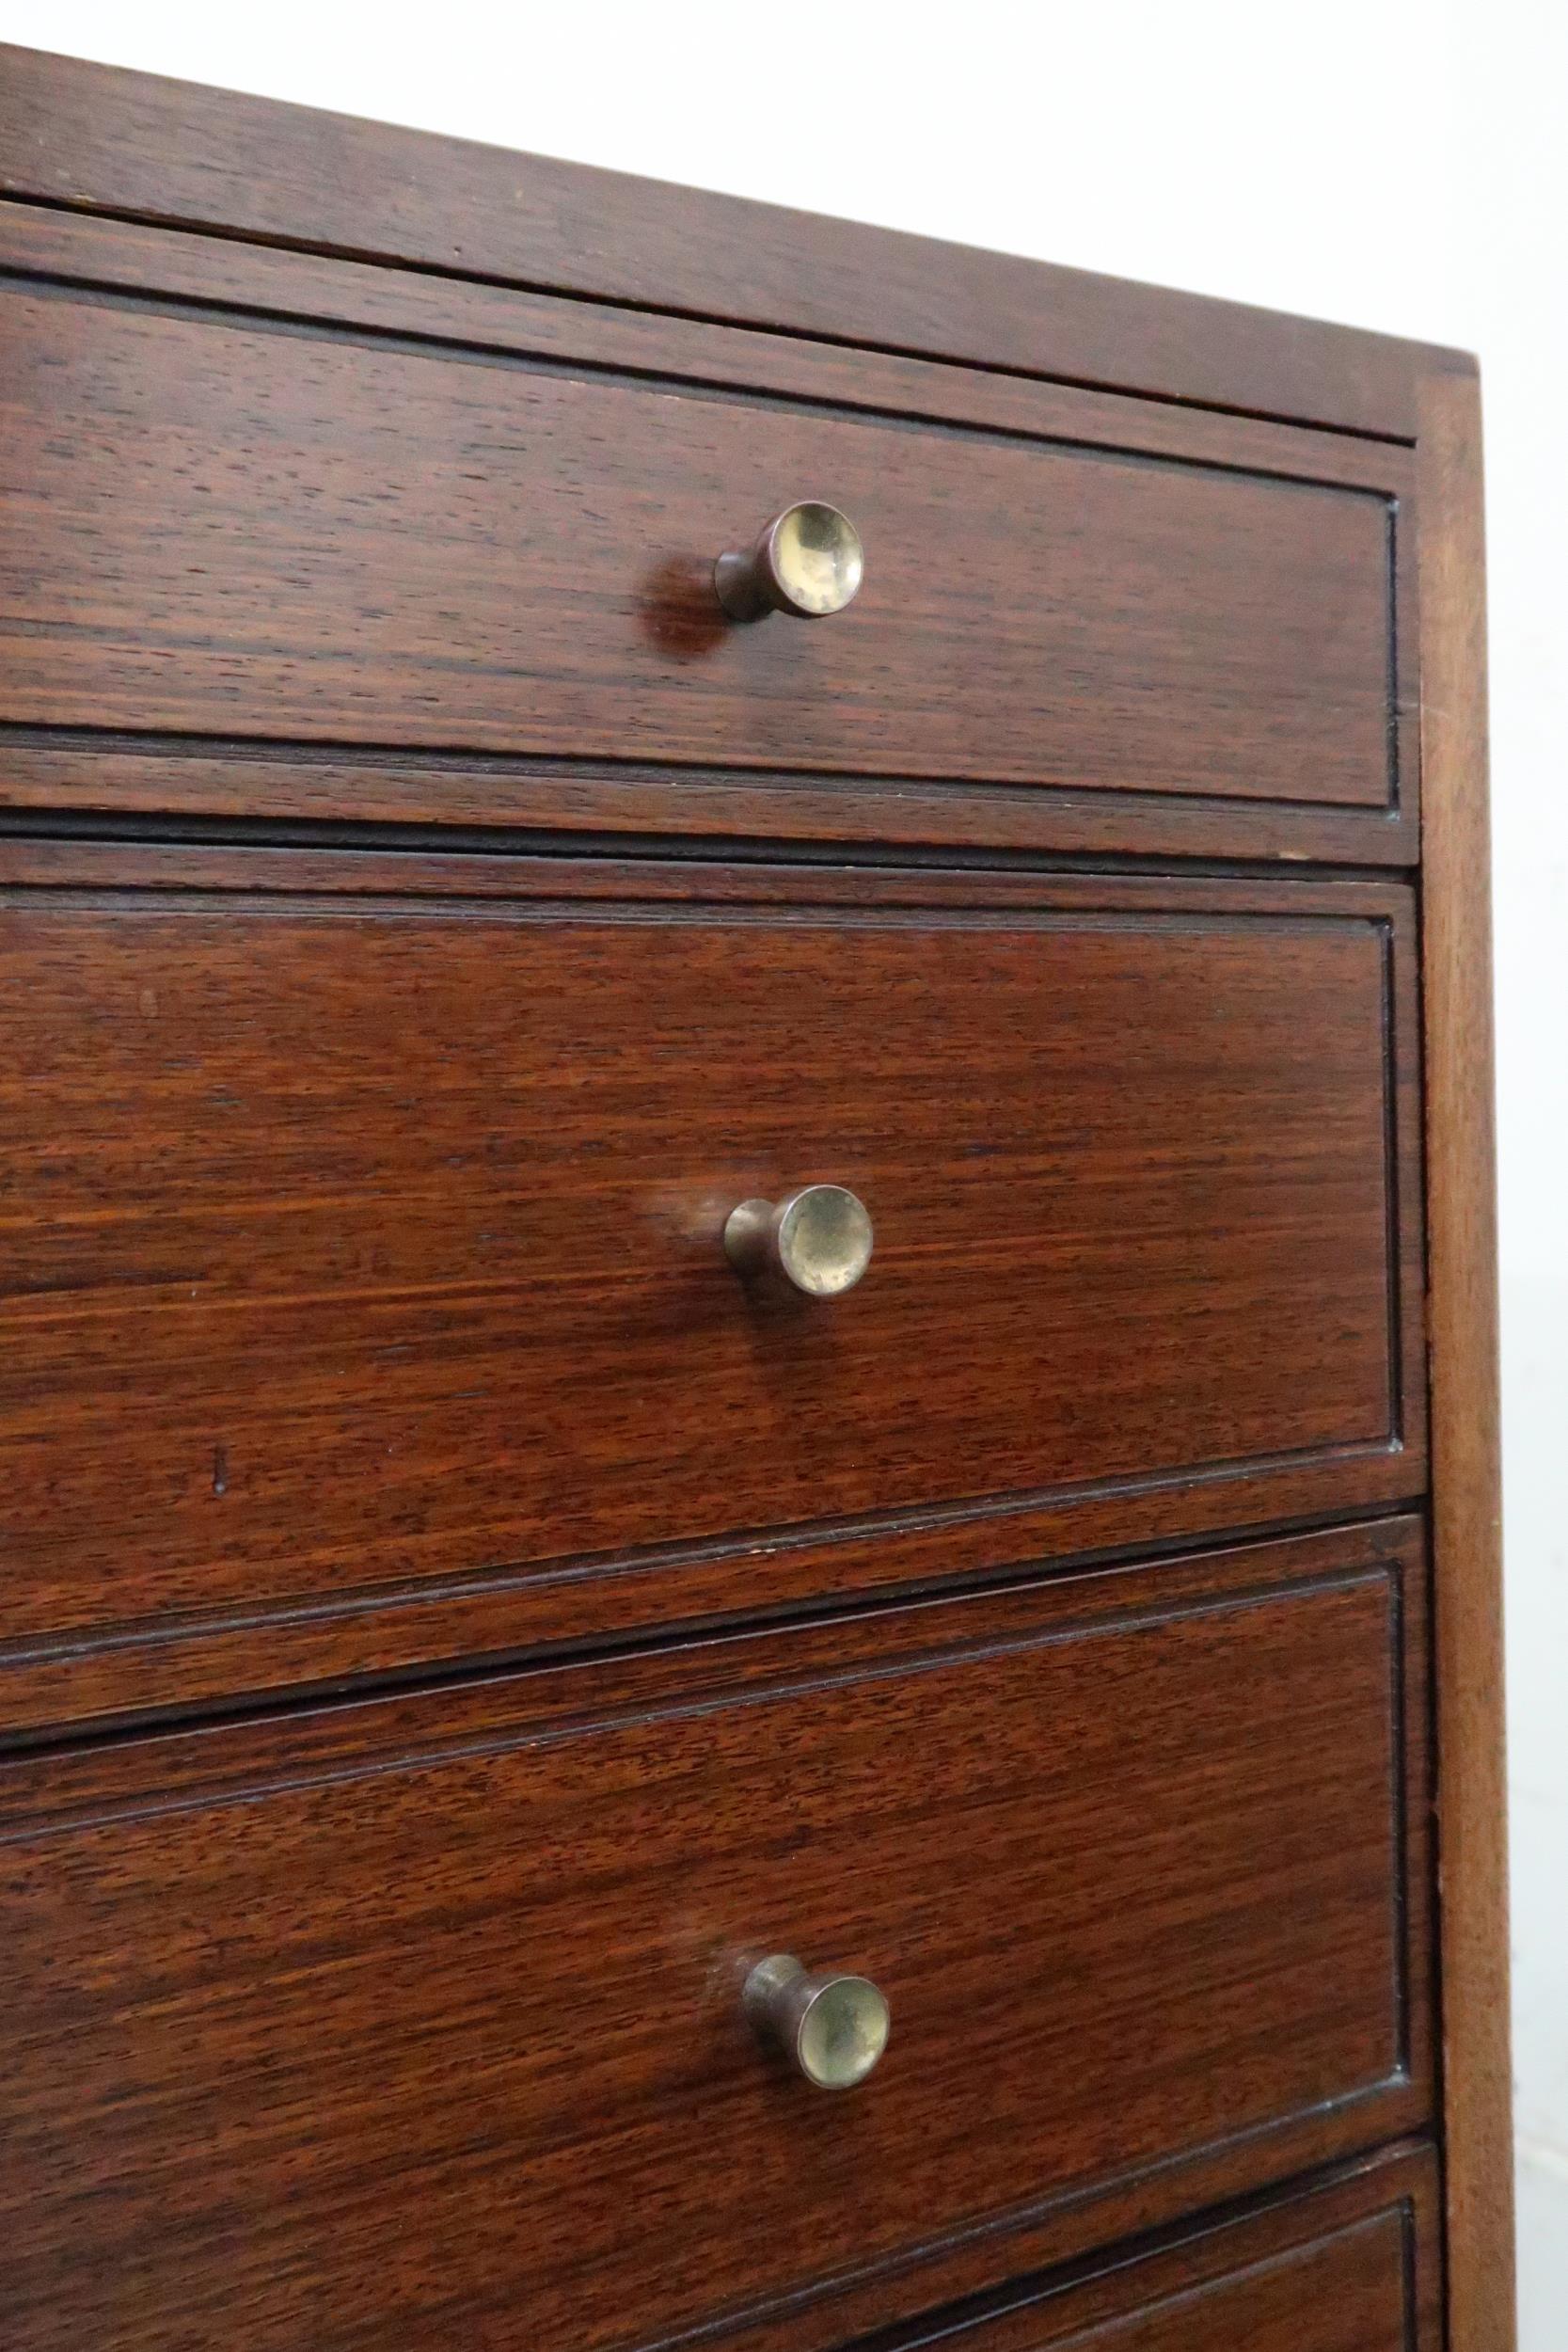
0,41,1503,2352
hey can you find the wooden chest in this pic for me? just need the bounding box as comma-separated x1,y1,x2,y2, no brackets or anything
0,42,1511,2352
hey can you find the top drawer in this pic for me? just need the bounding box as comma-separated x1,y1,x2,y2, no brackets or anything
0,258,1413,858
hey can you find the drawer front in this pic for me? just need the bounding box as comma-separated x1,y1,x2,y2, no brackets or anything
1,284,1398,816
0,1523,1431,2352
875,2151,1440,2352
0,863,1424,1726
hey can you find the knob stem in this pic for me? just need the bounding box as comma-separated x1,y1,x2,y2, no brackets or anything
713,547,779,625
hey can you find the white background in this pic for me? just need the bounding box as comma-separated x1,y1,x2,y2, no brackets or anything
2,3,1561,2338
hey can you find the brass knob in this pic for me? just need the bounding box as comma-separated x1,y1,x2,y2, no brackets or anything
743,1953,891,2091
722,1184,873,1297
714,501,864,622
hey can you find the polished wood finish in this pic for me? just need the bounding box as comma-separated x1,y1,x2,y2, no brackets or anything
0,1521,1431,2352
1416,357,1516,2351
0,43,1462,439
0,736,1421,867
0,200,1412,494
0,199,1417,866
0,283,1399,811
0,852,1424,1731
0,47,1509,2352
866,2148,1441,2352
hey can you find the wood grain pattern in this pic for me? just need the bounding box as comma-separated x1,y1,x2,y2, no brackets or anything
862,2147,1440,2352
0,1522,1433,2352
0,200,1418,864
0,856,1425,1729
1416,358,1516,2352
0,202,1419,496
0,42,1457,438
0,56,1510,2352
0,734,1420,867
0,282,1398,808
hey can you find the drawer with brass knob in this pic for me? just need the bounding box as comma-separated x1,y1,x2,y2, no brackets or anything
0,238,1415,862
0,847,1424,1734
0,1518,1432,2352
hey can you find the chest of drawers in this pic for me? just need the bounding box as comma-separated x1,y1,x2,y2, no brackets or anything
0,41,1511,2352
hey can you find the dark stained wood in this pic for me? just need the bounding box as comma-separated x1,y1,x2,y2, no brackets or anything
1416,357,1515,2351
0,835,1433,919
0,852,1425,1731
861,2146,1441,2352
0,201,1418,865
0,284,1398,813
0,1454,1423,1741
0,1521,1433,2352
0,737,1419,868
0,43,1456,439
0,202,1420,497
0,55,1511,2352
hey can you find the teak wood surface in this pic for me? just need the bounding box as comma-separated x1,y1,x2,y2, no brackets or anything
0,280,1404,805
865,2148,1442,2352
0,856,1425,1731
0,40,1513,2352
0,42,1461,438
1416,359,1514,2352
0,198,1418,867
0,1523,1431,2352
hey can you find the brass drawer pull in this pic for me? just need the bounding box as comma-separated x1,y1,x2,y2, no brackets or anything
722,1184,873,1297
743,1953,891,2090
714,501,864,622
